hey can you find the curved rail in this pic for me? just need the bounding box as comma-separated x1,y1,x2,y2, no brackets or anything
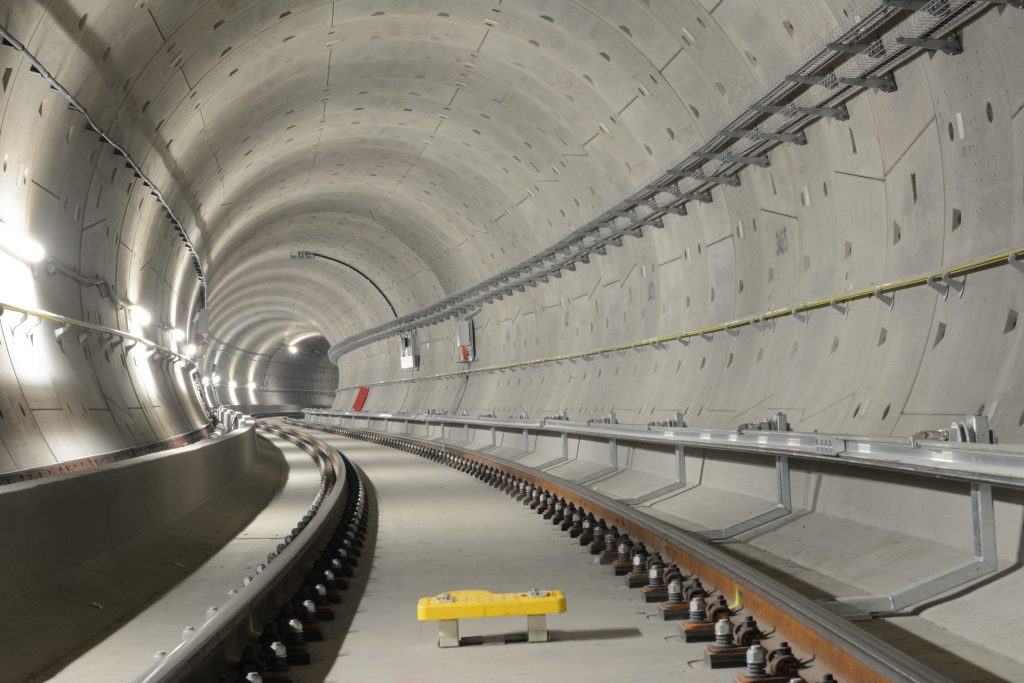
291,419,954,683
129,419,365,683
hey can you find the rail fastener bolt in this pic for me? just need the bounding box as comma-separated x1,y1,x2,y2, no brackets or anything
660,579,690,620
568,509,585,537
578,514,597,544
612,541,635,576
703,618,748,668
681,596,716,643
642,564,669,602
626,551,652,588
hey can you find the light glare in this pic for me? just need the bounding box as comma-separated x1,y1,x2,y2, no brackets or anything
0,219,44,263
185,343,197,356
287,345,298,354
129,305,152,326
170,328,186,342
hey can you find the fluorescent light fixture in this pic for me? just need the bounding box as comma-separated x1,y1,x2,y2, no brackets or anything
129,305,152,326
228,380,238,390
287,345,298,354
0,219,44,263
169,328,186,342
247,382,257,390
185,343,197,356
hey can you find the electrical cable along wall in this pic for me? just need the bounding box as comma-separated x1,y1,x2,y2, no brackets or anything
0,15,210,472
334,4,1024,444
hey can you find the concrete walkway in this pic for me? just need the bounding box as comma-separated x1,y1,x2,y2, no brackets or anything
44,433,313,683
301,435,728,683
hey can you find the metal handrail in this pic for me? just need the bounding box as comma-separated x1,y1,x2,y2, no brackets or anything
331,244,1024,390
129,420,358,683
308,409,1024,491
0,300,193,363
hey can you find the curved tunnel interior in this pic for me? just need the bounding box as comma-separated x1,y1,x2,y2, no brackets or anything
0,1,1023,681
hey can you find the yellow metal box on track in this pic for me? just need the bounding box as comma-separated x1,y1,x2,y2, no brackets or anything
417,589,566,621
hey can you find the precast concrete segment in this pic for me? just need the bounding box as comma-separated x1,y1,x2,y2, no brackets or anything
311,433,733,683
39,433,320,683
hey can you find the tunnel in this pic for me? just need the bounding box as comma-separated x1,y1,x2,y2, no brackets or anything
0,1,1022,682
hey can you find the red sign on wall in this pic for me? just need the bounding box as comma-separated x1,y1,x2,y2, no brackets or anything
352,386,369,412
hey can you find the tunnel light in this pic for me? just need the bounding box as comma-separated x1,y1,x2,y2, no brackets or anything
248,382,257,390
288,345,298,354
0,219,45,263
228,380,238,390
129,305,152,326
185,343,197,356
212,374,222,384
169,328,186,342
201,376,210,387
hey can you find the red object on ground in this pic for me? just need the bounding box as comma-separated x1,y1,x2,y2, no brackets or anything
352,386,369,411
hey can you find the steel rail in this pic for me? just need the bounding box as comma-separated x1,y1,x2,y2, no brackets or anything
0,24,208,307
306,409,1024,492
129,419,363,683
291,421,955,683
331,243,1024,390
328,0,1006,364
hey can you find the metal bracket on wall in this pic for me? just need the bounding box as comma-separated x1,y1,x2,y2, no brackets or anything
572,438,620,484
821,482,997,619
533,432,571,470
618,445,691,506
697,455,793,541
477,425,498,452
506,428,534,460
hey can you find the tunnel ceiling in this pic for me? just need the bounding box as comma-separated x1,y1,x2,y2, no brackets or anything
8,0,820,365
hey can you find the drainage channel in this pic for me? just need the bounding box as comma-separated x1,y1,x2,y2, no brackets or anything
286,418,952,683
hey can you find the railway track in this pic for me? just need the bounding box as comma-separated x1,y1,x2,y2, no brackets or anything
124,421,368,683
286,417,955,683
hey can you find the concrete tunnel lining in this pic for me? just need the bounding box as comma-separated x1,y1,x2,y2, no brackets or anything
0,1,1022,681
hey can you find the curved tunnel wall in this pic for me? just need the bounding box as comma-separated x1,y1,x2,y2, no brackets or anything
0,2,1020,472
335,6,1024,442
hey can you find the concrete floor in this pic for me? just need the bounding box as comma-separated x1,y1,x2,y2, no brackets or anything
300,434,736,683
42,434,317,683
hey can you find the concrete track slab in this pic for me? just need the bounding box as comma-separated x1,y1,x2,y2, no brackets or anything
308,435,732,683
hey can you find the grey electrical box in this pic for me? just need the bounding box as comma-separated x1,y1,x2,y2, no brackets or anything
455,318,475,363
400,331,419,370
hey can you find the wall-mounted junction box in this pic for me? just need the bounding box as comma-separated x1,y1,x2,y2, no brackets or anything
400,331,419,370
455,318,475,363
